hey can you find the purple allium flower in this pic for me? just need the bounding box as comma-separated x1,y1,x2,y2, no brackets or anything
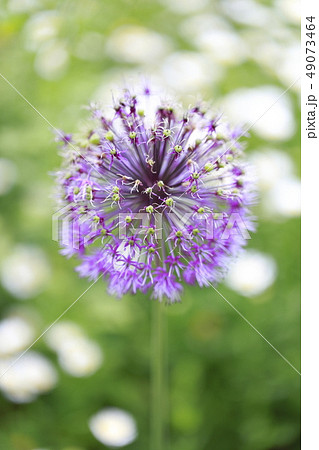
55,85,255,303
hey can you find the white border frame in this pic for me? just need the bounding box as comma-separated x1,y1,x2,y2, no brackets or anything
301,1,319,448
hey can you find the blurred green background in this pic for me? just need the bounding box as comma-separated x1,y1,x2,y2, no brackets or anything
0,0,300,449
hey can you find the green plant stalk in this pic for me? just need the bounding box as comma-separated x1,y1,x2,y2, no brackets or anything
151,299,165,450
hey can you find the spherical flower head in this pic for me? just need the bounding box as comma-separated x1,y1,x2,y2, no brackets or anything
54,84,255,303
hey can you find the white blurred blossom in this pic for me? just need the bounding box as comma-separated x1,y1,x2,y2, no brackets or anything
225,250,277,297
275,0,300,24
195,28,247,66
243,30,281,67
180,14,225,35
34,39,69,80
89,408,137,448
249,149,294,191
46,322,103,377
181,15,247,66
24,10,61,51
57,338,103,377
0,245,50,299
249,149,300,219
220,0,274,26
222,86,295,141
275,42,300,90
45,321,84,351
105,26,170,64
265,176,301,218
0,316,34,357
0,158,17,195
161,51,221,93
243,30,300,91
0,352,57,403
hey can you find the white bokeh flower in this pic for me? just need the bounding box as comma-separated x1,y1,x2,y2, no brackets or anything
249,149,294,191
0,158,17,195
0,316,35,357
161,51,221,93
243,30,300,91
222,86,295,141
220,0,274,26
275,0,300,24
0,352,57,403
0,245,50,299
24,10,61,52
265,176,301,218
275,42,300,91
34,39,69,80
194,28,247,66
105,26,170,65
225,250,277,297
89,408,137,448
181,15,247,66
243,31,282,71
45,322,103,377
57,337,103,377
45,321,84,351
248,149,300,219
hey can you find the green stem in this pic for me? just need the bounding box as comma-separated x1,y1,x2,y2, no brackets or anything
151,300,165,450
